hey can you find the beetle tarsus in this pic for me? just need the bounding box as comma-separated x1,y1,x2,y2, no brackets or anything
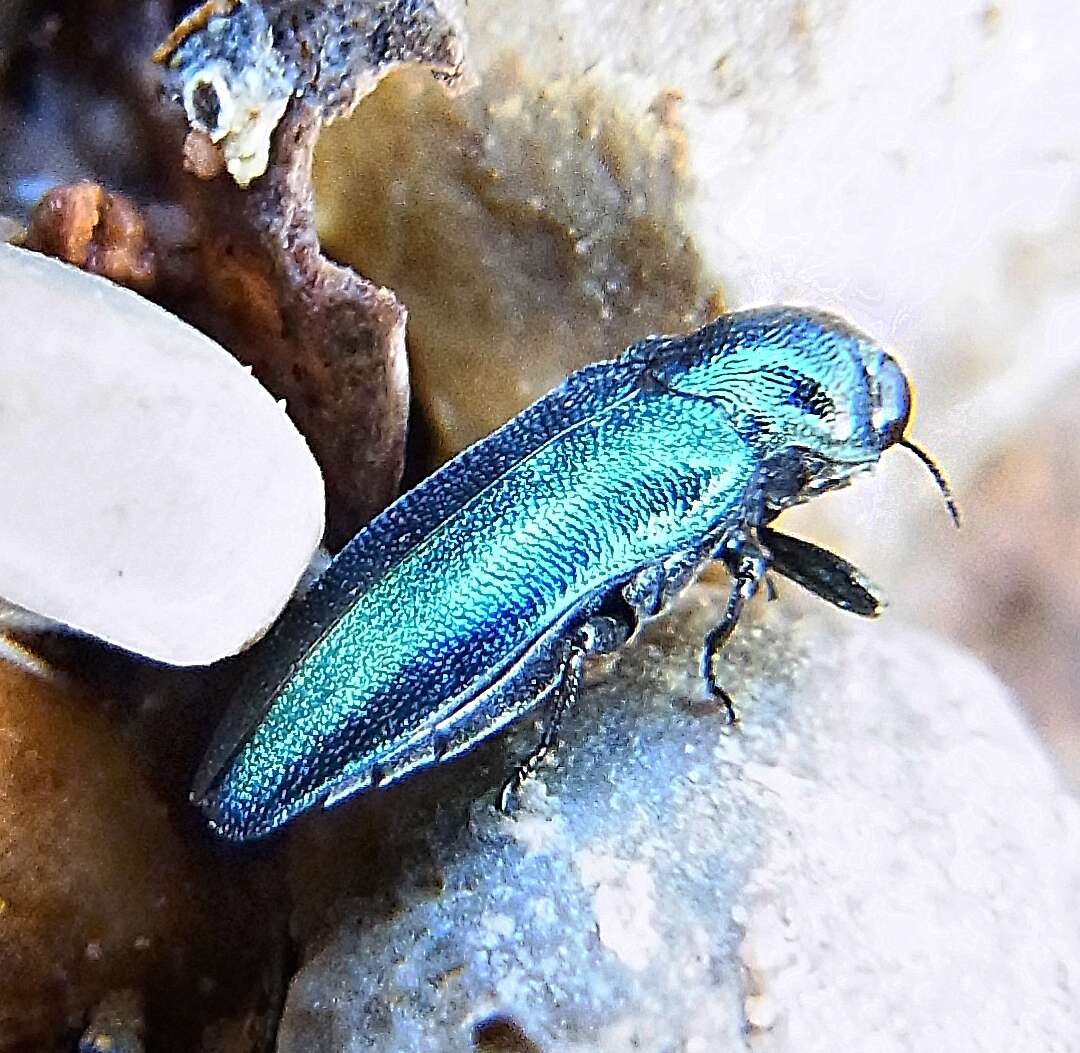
715,683,740,726
764,574,780,603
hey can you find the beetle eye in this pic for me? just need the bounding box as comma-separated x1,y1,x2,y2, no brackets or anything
870,357,911,446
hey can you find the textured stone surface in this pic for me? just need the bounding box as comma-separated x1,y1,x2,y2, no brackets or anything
0,655,290,1053
160,0,465,188
156,0,467,545
315,60,721,462
275,586,1080,1052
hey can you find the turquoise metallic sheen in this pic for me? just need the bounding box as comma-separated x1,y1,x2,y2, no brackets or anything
194,306,913,841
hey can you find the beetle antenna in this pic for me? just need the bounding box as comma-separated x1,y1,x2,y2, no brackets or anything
899,438,961,528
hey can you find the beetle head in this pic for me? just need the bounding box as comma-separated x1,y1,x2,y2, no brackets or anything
640,307,903,460
636,307,957,522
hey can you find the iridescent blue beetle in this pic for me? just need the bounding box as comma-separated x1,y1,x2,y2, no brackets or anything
194,307,958,841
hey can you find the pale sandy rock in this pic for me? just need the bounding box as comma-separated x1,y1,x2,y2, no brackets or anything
275,586,1080,1052
454,0,1080,474
0,243,324,665
889,380,1080,788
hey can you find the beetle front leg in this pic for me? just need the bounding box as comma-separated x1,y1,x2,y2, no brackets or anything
499,615,627,813
702,535,769,724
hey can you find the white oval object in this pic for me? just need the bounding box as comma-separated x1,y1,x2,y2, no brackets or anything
0,244,325,665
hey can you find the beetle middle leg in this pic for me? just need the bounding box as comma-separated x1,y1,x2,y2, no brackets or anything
702,534,770,724
499,615,628,813
759,526,884,617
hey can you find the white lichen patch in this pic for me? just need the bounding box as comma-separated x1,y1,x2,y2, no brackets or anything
504,779,571,854
575,849,661,973
174,4,294,187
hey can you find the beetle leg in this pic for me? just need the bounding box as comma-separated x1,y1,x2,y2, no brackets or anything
617,557,698,637
498,635,586,812
764,574,780,603
621,562,665,623
702,536,769,724
499,615,628,813
759,526,885,617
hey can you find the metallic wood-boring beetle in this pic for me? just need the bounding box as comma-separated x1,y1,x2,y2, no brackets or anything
194,306,958,841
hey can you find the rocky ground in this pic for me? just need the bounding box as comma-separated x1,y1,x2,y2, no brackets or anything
275,589,1080,1052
